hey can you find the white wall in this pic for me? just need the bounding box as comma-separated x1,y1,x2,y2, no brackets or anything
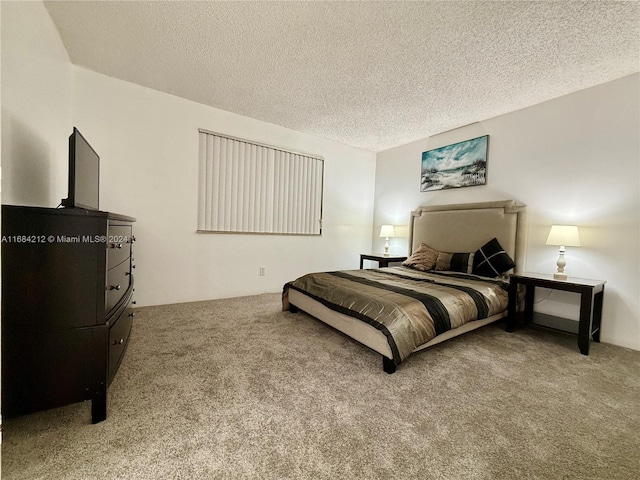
1,1,73,207
374,74,640,351
72,68,376,307
1,2,375,309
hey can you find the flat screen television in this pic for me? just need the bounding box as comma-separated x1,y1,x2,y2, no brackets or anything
62,127,100,210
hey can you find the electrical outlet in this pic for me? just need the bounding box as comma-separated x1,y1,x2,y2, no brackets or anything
259,266,266,276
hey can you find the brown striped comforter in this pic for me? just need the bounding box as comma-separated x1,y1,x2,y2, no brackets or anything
283,266,509,364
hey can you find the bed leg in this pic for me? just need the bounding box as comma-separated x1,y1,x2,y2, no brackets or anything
289,304,299,314
382,356,397,374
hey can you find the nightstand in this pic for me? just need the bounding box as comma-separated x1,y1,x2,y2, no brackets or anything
506,272,606,355
360,253,407,269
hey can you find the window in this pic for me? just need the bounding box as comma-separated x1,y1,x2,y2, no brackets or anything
197,130,324,235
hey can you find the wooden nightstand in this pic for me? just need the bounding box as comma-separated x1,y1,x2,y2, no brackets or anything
360,253,407,269
506,272,606,355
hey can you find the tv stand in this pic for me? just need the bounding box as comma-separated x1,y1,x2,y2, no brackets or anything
1,205,136,423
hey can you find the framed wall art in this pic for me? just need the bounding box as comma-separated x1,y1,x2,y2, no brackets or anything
420,135,489,192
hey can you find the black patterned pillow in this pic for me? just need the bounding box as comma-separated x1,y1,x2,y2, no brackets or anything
472,238,515,277
435,251,475,274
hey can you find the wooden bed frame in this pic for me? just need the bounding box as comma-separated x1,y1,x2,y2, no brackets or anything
288,200,528,373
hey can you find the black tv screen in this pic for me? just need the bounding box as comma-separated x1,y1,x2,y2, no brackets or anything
62,127,99,210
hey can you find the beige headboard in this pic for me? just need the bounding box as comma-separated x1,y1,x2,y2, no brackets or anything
408,200,528,273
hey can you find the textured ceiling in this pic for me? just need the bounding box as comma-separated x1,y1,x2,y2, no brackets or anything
44,1,639,152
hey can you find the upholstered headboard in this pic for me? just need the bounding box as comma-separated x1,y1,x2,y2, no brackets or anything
408,200,528,273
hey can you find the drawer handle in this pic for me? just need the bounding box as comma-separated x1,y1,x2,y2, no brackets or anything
112,338,124,345
128,312,135,317
132,301,137,305
110,285,121,291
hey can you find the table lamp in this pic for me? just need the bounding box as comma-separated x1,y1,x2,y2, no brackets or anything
546,225,581,280
379,225,395,256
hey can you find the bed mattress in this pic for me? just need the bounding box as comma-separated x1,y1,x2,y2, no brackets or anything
284,266,509,365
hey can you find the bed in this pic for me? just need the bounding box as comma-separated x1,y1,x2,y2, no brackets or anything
282,200,527,373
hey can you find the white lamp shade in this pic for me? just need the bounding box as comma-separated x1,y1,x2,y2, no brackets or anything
546,225,581,247
379,225,395,238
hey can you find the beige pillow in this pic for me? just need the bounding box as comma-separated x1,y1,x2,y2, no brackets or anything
402,243,439,271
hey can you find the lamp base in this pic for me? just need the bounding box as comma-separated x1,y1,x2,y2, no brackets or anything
554,248,567,281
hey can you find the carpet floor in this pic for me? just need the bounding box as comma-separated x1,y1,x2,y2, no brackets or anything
2,292,639,479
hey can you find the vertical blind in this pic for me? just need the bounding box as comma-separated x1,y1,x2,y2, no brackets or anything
197,130,324,235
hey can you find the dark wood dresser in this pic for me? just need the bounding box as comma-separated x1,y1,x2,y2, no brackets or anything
1,205,136,423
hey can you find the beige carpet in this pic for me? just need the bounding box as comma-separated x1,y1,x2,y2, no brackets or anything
3,292,640,479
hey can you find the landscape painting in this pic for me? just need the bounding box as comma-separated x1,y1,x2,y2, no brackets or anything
420,135,489,192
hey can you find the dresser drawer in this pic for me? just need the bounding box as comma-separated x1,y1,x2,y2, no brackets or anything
106,260,131,313
108,305,133,384
107,225,132,269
